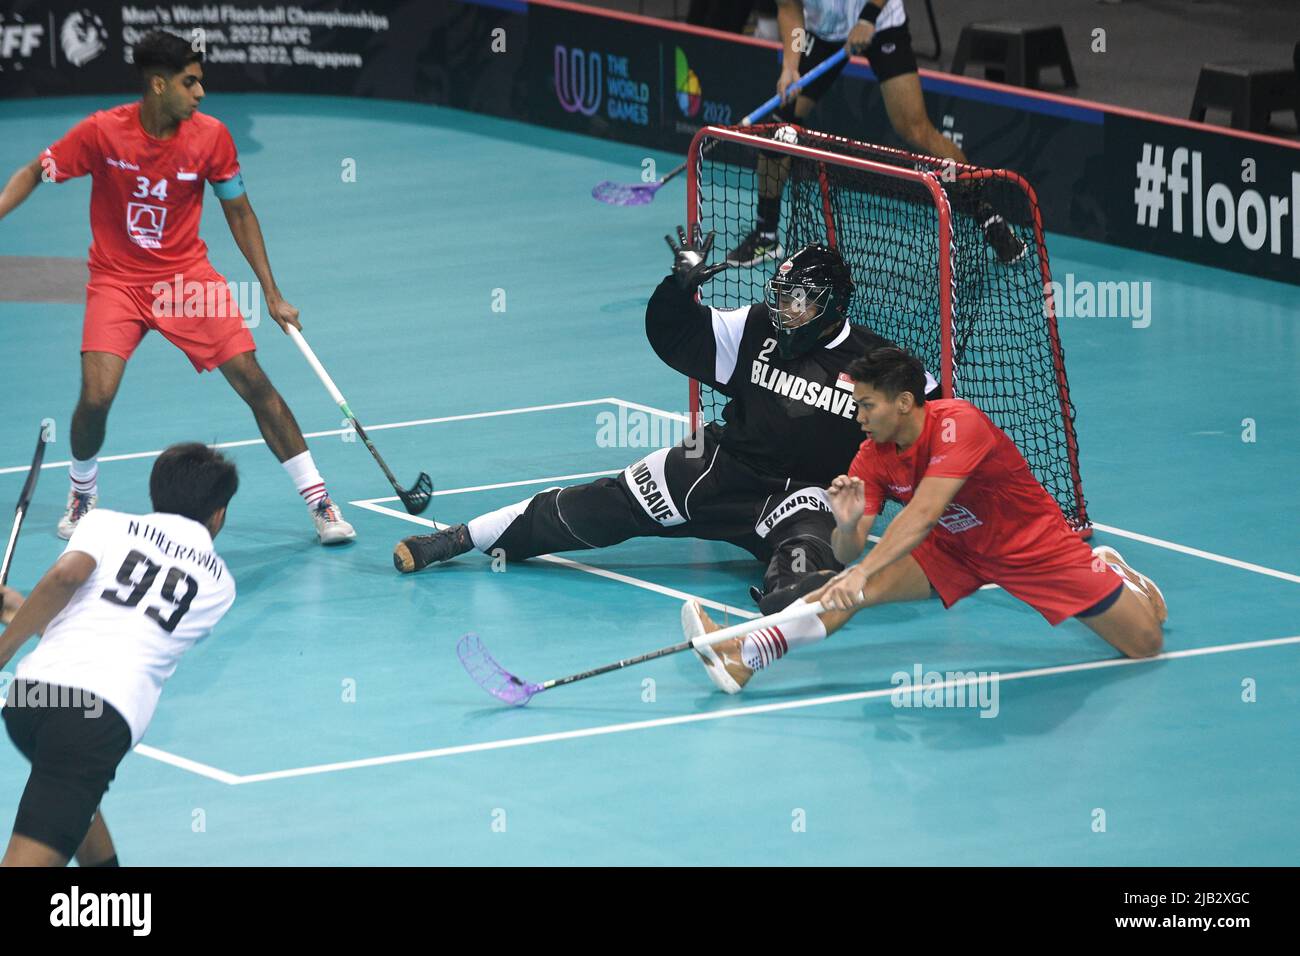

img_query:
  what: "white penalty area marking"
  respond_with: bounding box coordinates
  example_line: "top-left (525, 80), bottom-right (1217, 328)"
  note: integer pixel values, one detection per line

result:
top-left (1090, 522), bottom-right (1300, 586)
top-left (0, 695), bottom-right (238, 785)
top-left (132, 744), bottom-right (242, 785)
top-left (2, 392), bottom-right (1292, 586)
top-left (0, 397), bottom-right (644, 477)
top-left (229, 633), bottom-right (1300, 785)
top-left (352, 492), bottom-right (759, 622)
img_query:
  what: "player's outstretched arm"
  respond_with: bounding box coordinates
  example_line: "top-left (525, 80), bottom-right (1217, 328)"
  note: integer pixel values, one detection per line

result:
top-left (0, 553), bottom-right (96, 669)
top-left (822, 475), bottom-right (965, 611)
top-left (219, 193), bottom-right (301, 333)
top-left (645, 224), bottom-right (733, 387)
top-left (0, 159), bottom-right (44, 223)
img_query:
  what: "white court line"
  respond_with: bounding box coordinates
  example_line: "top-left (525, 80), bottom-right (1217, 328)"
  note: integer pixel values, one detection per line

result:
top-left (1092, 522), bottom-right (1300, 586)
top-left (614, 398), bottom-right (1300, 588)
top-left (0, 694), bottom-right (236, 783)
top-left (3, 392), bottom-right (1293, 586)
top-left (132, 744), bottom-right (243, 785)
top-left (231, 634), bottom-right (1300, 784)
top-left (352, 498), bottom-right (759, 621)
top-left (0, 397), bottom-right (623, 476)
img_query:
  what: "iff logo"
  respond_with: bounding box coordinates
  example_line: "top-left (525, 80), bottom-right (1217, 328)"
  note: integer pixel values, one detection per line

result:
top-left (554, 45), bottom-right (601, 117)
top-left (675, 47), bottom-right (701, 117)
top-left (1, 17), bottom-right (45, 62)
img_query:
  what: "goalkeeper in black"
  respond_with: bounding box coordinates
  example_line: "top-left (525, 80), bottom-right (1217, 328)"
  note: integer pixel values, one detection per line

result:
top-left (393, 226), bottom-right (935, 614)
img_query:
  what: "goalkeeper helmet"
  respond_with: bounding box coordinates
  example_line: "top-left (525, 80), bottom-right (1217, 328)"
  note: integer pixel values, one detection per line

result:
top-left (765, 244), bottom-right (855, 359)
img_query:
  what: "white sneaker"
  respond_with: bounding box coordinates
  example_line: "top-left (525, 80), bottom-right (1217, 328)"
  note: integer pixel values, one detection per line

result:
top-left (1093, 545), bottom-right (1167, 624)
top-left (311, 496), bottom-right (357, 545)
top-left (57, 490), bottom-right (98, 540)
top-left (683, 600), bottom-right (753, 695)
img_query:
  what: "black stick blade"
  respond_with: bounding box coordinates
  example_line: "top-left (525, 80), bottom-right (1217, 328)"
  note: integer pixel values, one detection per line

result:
top-left (398, 472), bottom-right (433, 515)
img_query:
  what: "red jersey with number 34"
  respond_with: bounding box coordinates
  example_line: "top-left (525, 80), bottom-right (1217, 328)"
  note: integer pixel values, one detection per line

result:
top-left (42, 102), bottom-right (240, 283)
top-left (848, 399), bottom-right (1074, 559)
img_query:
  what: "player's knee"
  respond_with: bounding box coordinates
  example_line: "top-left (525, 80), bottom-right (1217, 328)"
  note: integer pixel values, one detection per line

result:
top-left (236, 371), bottom-right (279, 408)
top-left (1125, 621), bottom-right (1163, 659)
top-left (76, 388), bottom-right (114, 417)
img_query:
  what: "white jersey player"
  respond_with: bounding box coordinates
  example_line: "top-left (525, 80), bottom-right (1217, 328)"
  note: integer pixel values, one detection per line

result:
top-left (0, 442), bottom-right (237, 867)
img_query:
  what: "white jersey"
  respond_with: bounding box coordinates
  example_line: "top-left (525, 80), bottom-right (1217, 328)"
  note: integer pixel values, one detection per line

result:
top-left (10, 510), bottom-right (235, 746)
top-left (802, 0), bottom-right (906, 43)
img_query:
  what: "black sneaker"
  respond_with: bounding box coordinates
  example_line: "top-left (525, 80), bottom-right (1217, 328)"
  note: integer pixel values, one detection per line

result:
top-left (977, 201), bottom-right (1028, 264)
top-left (394, 523), bottom-right (474, 573)
top-left (726, 227), bottom-right (784, 267)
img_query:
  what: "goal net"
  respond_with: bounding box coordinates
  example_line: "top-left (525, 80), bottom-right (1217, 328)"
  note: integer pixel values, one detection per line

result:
top-left (686, 123), bottom-right (1090, 535)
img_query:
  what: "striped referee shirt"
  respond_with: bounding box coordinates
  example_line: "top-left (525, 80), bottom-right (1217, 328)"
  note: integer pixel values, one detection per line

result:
top-left (799, 0), bottom-right (907, 44)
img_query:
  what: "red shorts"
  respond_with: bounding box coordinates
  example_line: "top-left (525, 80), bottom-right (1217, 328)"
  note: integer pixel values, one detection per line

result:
top-left (911, 527), bottom-right (1124, 626)
top-left (83, 265), bottom-right (256, 372)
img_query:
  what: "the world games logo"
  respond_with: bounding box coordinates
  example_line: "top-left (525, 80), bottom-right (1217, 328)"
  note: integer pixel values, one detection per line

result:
top-left (675, 47), bottom-right (701, 117)
top-left (554, 44), bottom-right (601, 116)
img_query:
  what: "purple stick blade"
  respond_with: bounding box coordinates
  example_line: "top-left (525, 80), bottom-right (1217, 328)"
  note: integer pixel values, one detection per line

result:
top-left (457, 633), bottom-right (542, 707)
top-left (591, 180), bottom-right (660, 207)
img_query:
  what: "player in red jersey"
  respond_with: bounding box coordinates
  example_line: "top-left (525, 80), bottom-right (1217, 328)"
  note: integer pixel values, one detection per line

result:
top-left (686, 346), bottom-right (1167, 694)
top-left (0, 31), bottom-right (355, 545)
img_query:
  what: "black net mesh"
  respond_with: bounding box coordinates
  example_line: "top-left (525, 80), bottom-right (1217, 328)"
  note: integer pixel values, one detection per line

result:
top-left (690, 124), bottom-right (1089, 533)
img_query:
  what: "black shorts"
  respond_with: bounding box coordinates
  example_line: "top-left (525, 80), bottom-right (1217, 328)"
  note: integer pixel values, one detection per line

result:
top-left (793, 23), bottom-right (918, 103)
top-left (2, 681), bottom-right (132, 859)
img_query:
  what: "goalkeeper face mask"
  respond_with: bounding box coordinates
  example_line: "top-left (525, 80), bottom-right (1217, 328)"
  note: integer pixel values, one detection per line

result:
top-left (765, 246), bottom-right (854, 358)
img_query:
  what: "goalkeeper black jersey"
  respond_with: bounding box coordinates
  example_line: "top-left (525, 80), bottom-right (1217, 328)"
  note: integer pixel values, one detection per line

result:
top-left (645, 276), bottom-right (935, 485)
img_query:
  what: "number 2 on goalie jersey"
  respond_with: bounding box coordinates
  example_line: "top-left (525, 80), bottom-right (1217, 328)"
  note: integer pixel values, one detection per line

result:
top-left (100, 549), bottom-right (199, 633)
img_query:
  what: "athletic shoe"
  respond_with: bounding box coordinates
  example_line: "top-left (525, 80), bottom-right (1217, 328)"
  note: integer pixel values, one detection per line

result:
top-left (726, 227), bottom-right (784, 267)
top-left (683, 600), bottom-right (754, 694)
top-left (57, 490), bottom-right (98, 540)
top-left (394, 523), bottom-right (473, 573)
top-left (1093, 545), bottom-right (1168, 624)
top-left (977, 201), bottom-right (1028, 264)
top-left (311, 496), bottom-right (357, 545)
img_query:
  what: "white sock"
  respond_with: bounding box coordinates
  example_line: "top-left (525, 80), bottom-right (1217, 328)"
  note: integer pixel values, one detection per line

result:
top-left (69, 455), bottom-right (98, 497)
top-left (282, 450), bottom-right (328, 508)
top-left (466, 492), bottom-right (539, 552)
top-left (740, 607), bottom-right (827, 671)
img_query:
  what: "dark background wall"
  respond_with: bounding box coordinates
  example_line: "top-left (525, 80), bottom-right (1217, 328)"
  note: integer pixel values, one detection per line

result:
top-left (587, 0), bottom-right (1300, 137)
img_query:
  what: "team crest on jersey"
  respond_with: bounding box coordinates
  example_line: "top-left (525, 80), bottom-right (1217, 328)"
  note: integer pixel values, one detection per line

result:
top-left (126, 203), bottom-right (166, 249)
top-left (937, 502), bottom-right (982, 534)
top-left (835, 371), bottom-right (855, 391)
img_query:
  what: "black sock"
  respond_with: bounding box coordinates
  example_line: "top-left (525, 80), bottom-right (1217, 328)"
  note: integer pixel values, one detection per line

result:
top-left (757, 195), bottom-right (781, 235)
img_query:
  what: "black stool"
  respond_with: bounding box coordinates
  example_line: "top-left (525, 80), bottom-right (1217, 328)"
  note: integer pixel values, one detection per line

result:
top-left (950, 22), bottom-right (1077, 90)
top-left (1189, 62), bottom-right (1299, 133)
